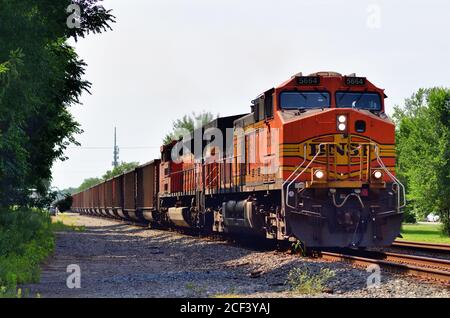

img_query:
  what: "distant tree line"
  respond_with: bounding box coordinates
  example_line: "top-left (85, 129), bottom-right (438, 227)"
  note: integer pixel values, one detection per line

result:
top-left (76, 161), bottom-right (140, 192)
top-left (0, 0), bottom-right (114, 208)
top-left (394, 88), bottom-right (450, 235)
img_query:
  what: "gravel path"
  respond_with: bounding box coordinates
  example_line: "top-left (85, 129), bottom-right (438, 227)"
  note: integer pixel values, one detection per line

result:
top-left (22, 214), bottom-right (450, 298)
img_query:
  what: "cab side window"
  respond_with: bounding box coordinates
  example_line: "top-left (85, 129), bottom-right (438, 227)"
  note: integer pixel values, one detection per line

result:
top-left (253, 89), bottom-right (274, 122)
top-left (258, 101), bottom-right (265, 121)
top-left (253, 97), bottom-right (264, 122)
top-left (264, 92), bottom-right (273, 119)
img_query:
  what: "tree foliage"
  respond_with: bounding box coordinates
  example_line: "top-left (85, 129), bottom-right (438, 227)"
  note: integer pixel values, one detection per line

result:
top-left (394, 88), bottom-right (450, 234)
top-left (102, 162), bottom-right (140, 180)
top-left (77, 177), bottom-right (103, 192)
top-left (76, 162), bottom-right (140, 192)
top-left (60, 187), bottom-right (78, 195)
top-left (0, 0), bottom-right (115, 207)
top-left (55, 193), bottom-right (73, 212)
top-left (163, 111), bottom-right (217, 145)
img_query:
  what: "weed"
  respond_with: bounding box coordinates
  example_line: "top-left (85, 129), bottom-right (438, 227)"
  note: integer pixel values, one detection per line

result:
top-left (185, 282), bottom-right (207, 297)
top-left (290, 240), bottom-right (307, 256)
top-left (286, 266), bottom-right (335, 295)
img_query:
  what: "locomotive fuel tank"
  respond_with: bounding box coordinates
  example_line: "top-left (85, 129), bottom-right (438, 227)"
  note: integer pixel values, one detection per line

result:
top-left (168, 207), bottom-right (192, 227)
top-left (142, 211), bottom-right (155, 222)
top-left (222, 200), bottom-right (264, 235)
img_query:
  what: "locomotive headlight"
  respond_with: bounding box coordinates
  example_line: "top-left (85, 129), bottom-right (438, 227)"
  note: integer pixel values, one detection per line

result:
top-left (314, 169), bottom-right (325, 179)
top-left (337, 115), bottom-right (347, 131)
top-left (373, 170), bottom-right (383, 179)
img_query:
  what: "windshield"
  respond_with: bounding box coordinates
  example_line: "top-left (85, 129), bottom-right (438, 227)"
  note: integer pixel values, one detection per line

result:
top-left (336, 92), bottom-right (381, 110)
top-left (280, 91), bottom-right (330, 109)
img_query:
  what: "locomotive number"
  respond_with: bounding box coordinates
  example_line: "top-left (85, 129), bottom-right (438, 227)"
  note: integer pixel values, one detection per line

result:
top-left (345, 77), bottom-right (366, 86)
top-left (297, 76), bottom-right (320, 85)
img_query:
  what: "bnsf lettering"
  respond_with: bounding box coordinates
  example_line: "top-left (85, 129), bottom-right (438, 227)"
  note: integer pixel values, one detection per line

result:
top-left (308, 143), bottom-right (369, 157)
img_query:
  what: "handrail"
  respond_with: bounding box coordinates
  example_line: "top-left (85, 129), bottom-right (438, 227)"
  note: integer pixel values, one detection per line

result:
top-left (204, 153), bottom-right (223, 189)
top-left (283, 143), bottom-right (325, 209)
top-left (282, 145), bottom-right (308, 186)
top-left (352, 142), bottom-right (406, 209)
top-left (205, 164), bottom-right (218, 187)
top-left (281, 145), bottom-right (307, 210)
top-left (372, 144), bottom-right (406, 209)
top-left (282, 142), bottom-right (406, 212)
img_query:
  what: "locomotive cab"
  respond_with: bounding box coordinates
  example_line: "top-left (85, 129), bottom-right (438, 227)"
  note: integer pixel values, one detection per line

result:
top-left (273, 72), bottom-right (405, 247)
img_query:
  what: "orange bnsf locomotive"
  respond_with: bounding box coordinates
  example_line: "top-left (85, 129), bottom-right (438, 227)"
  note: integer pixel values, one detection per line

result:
top-left (72, 71), bottom-right (405, 247)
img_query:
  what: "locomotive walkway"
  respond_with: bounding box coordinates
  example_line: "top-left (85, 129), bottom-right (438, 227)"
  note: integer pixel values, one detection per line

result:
top-left (20, 214), bottom-right (450, 298)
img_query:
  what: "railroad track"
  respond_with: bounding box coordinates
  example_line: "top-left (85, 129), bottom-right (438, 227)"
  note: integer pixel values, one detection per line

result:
top-left (318, 249), bottom-right (450, 285)
top-left (78, 214), bottom-right (450, 284)
top-left (392, 240), bottom-right (450, 253)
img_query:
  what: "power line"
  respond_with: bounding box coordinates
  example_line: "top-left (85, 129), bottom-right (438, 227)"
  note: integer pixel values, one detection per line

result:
top-left (68, 146), bottom-right (160, 149)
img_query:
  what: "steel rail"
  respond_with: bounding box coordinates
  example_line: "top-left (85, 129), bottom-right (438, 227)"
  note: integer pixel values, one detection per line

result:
top-left (392, 240), bottom-right (450, 253)
top-left (319, 251), bottom-right (450, 285)
top-left (370, 251), bottom-right (450, 271)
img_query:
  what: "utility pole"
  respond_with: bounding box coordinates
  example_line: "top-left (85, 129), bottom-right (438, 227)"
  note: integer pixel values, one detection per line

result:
top-left (112, 127), bottom-right (119, 168)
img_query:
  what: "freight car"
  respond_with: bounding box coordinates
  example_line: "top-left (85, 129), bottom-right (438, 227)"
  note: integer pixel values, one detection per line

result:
top-left (72, 71), bottom-right (405, 247)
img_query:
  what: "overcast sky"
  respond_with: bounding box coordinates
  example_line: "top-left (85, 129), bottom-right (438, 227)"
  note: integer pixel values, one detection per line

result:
top-left (51, 0), bottom-right (450, 190)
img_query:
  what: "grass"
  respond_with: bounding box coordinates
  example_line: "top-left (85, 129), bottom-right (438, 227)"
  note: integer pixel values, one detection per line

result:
top-left (0, 208), bottom-right (55, 298)
top-left (51, 213), bottom-right (85, 232)
top-left (286, 266), bottom-right (335, 295)
top-left (400, 223), bottom-right (450, 244)
top-left (0, 210), bottom-right (84, 298)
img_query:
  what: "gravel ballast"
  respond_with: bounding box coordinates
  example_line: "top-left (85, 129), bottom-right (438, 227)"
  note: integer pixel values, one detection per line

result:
top-left (21, 214), bottom-right (450, 298)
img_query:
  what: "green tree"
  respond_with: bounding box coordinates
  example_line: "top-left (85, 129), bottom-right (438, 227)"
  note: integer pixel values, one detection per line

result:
top-left (60, 187), bottom-right (78, 195)
top-left (0, 0), bottom-right (115, 207)
top-left (394, 88), bottom-right (450, 235)
top-left (55, 193), bottom-right (73, 212)
top-left (102, 162), bottom-right (140, 180)
top-left (163, 111), bottom-right (217, 144)
top-left (75, 162), bottom-right (140, 192)
top-left (77, 177), bottom-right (103, 192)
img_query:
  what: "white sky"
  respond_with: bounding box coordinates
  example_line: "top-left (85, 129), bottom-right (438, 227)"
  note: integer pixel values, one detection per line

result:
top-left (51, 0), bottom-right (450, 190)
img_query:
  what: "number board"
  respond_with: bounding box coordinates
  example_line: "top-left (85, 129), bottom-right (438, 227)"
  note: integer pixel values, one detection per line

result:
top-left (345, 77), bottom-right (366, 86)
top-left (297, 76), bottom-right (320, 86)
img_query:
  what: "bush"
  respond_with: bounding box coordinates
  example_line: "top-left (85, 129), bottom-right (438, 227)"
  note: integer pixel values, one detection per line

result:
top-left (0, 208), bottom-right (55, 297)
top-left (55, 194), bottom-right (73, 212)
top-left (286, 266), bottom-right (335, 295)
top-left (403, 206), bottom-right (417, 223)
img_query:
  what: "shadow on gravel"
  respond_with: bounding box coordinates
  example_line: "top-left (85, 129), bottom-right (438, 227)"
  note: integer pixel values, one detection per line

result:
top-left (20, 218), bottom-right (402, 298)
